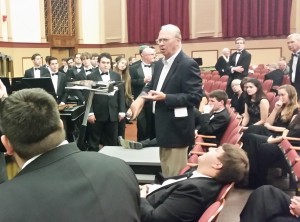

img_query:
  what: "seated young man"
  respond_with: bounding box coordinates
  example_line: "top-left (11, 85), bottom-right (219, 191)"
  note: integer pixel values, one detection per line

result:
top-left (140, 144), bottom-right (249, 222)
top-left (194, 90), bottom-right (230, 145)
top-left (240, 185), bottom-right (300, 222)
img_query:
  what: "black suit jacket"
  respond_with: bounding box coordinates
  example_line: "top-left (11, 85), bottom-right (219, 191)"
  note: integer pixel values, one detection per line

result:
top-left (140, 176), bottom-right (222, 222)
top-left (73, 69), bottom-right (91, 103)
top-left (195, 108), bottom-right (230, 145)
top-left (24, 67), bottom-right (50, 78)
top-left (227, 50), bottom-right (251, 79)
top-left (55, 72), bottom-right (68, 103)
top-left (143, 51), bottom-right (202, 147)
top-left (0, 143), bottom-right (140, 222)
top-left (264, 69), bottom-right (284, 86)
top-left (87, 70), bottom-right (125, 121)
top-left (289, 55), bottom-right (300, 96)
top-left (130, 62), bottom-right (155, 99)
top-left (215, 56), bottom-right (230, 76)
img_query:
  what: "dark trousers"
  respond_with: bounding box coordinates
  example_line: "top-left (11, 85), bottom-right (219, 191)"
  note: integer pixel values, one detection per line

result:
top-left (240, 185), bottom-right (300, 222)
top-left (118, 119), bottom-right (125, 138)
top-left (137, 101), bottom-right (155, 141)
top-left (87, 120), bottom-right (118, 151)
top-left (242, 132), bottom-right (286, 188)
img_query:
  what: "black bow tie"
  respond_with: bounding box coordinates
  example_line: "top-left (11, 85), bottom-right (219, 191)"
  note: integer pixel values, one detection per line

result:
top-left (34, 67), bottom-right (40, 70)
top-left (236, 52), bottom-right (242, 54)
top-left (85, 69), bottom-right (92, 72)
top-left (52, 73), bottom-right (58, 76)
top-left (144, 64), bottom-right (152, 68)
top-left (101, 72), bottom-right (108, 75)
top-left (293, 53), bottom-right (299, 57)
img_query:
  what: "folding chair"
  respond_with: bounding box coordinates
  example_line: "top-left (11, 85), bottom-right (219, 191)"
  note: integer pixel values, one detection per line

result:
top-left (262, 79), bottom-right (273, 93)
top-left (216, 182), bottom-right (235, 201)
top-left (211, 75), bottom-right (221, 81)
top-left (212, 70), bottom-right (219, 76)
top-left (211, 81), bottom-right (221, 91)
top-left (198, 199), bottom-right (225, 222)
top-left (269, 96), bottom-right (279, 113)
top-left (203, 80), bottom-right (214, 93)
top-left (219, 75), bottom-right (229, 82)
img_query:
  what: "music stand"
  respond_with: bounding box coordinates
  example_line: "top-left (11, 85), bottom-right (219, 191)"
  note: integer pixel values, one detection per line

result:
top-left (22, 77), bottom-right (57, 100)
top-left (0, 77), bottom-right (12, 94)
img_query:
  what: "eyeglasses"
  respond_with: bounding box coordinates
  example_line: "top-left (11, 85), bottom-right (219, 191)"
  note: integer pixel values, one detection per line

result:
top-left (156, 38), bottom-right (171, 44)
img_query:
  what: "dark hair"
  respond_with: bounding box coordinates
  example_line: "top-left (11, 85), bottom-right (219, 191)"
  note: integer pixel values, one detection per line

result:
top-left (98, 53), bottom-right (112, 66)
top-left (31, 53), bottom-right (41, 60)
top-left (215, 144), bottom-right (249, 183)
top-left (0, 88), bottom-right (65, 160)
top-left (208, 90), bottom-right (228, 105)
top-left (91, 53), bottom-right (99, 58)
top-left (49, 57), bottom-right (58, 64)
top-left (115, 56), bottom-right (123, 63)
top-left (45, 56), bottom-right (52, 64)
top-left (235, 37), bottom-right (245, 43)
top-left (66, 57), bottom-right (74, 62)
top-left (244, 78), bottom-right (266, 104)
top-left (80, 52), bottom-right (92, 60)
top-left (241, 77), bottom-right (250, 91)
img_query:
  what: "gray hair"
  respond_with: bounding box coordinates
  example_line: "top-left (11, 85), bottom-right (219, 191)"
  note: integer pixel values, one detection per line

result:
top-left (161, 24), bottom-right (182, 39)
top-left (288, 33), bottom-right (300, 42)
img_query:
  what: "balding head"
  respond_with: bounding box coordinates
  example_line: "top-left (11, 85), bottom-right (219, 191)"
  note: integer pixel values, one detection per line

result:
top-left (156, 24), bottom-right (182, 59)
top-left (222, 48), bottom-right (230, 57)
top-left (141, 47), bottom-right (156, 64)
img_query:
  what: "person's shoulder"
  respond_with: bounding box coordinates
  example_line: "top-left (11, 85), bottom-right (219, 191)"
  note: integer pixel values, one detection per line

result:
top-left (24, 67), bottom-right (32, 73)
top-left (243, 50), bottom-right (251, 55)
top-left (130, 61), bottom-right (142, 70)
top-left (87, 69), bottom-right (99, 77)
top-left (260, 98), bottom-right (269, 105)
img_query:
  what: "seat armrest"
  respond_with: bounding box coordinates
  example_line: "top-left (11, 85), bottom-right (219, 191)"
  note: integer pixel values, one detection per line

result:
top-left (189, 150), bottom-right (205, 155)
top-left (196, 142), bottom-right (217, 147)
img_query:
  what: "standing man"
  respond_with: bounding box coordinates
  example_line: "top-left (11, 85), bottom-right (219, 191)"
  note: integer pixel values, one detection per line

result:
top-left (91, 53), bottom-right (99, 69)
top-left (74, 52), bottom-right (95, 104)
top-left (130, 24), bottom-right (202, 177)
top-left (215, 48), bottom-right (230, 76)
top-left (130, 45), bottom-right (156, 141)
top-left (226, 37), bottom-right (251, 98)
top-left (287, 33), bottom-right (300, 98)
top-left (87, 53), bottom-right (125, 150)
top-left (0, 88), bottom-right (140, 222)
top-left (24, 53), bottom-right (50, 78)
top-left (48, 57), bottom-right (68, 105)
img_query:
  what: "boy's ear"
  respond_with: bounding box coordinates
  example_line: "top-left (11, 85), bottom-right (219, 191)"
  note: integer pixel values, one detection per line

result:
top-left (1, 135), bottom-right (14, 155)
top-left (212, 161), bottom-right (223, 170)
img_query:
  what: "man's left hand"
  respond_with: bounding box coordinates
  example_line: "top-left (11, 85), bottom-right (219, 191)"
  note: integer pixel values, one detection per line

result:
top-left (142, 90), bottom-right (166, 101)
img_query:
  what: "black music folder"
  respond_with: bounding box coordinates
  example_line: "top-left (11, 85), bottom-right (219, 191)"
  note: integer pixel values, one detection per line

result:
top-left (22, 77), bottom-right (57, 100)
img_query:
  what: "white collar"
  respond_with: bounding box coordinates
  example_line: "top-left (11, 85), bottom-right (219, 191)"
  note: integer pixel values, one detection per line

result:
top-left (22, 140), bottom-right (68, 170)
top-left (162, 48), bottom-right (181, 65)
